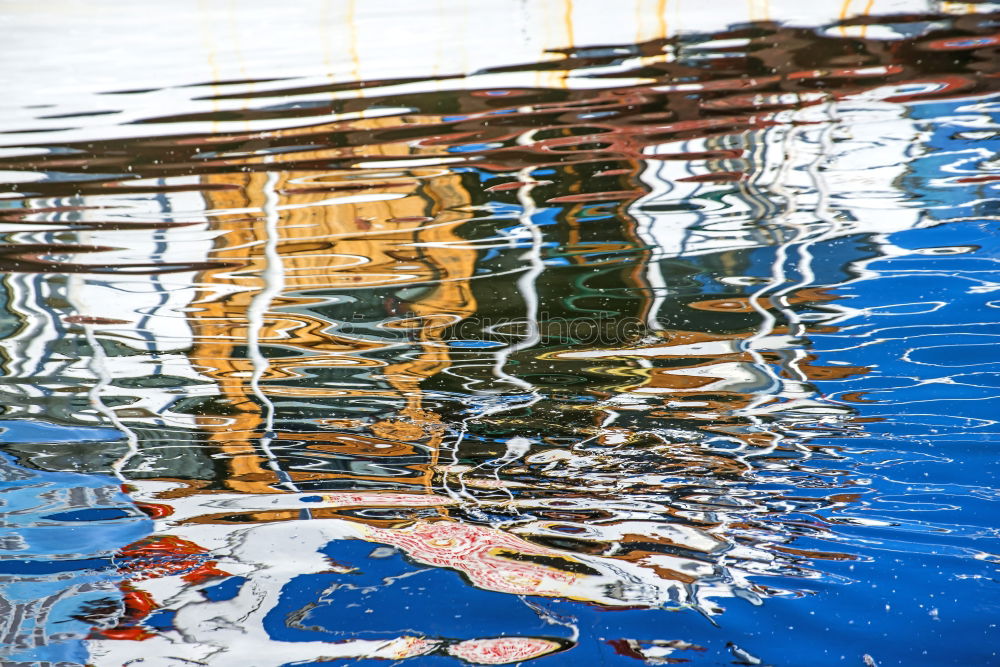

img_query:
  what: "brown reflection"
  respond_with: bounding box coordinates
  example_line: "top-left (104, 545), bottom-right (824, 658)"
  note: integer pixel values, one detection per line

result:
top-left (3, 15), bottom-right (998, 192)
top-left (186, 122), bottom-right (479, 492)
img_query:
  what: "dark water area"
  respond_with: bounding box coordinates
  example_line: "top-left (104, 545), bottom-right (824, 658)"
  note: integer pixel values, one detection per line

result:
top-left (1, 5), bottom-right (999, 666)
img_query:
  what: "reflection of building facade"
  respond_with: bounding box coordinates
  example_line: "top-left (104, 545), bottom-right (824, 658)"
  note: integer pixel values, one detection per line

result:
top-left (182, 119), bottom-right (483, 493)
top-left (0, 87), bottom-right (981, 667)
top-left (0, 190), bottom-right (220, 483)
top-left (5, 0), bottom-right (965, 145)
top-left (1, 7), bottom-right (997, 664)
top-left (0, 192), bottom-right (213, 424)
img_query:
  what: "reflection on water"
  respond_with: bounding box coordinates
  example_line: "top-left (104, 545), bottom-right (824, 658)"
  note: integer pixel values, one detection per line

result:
top-left (1, 3), bottom-right (999, 665)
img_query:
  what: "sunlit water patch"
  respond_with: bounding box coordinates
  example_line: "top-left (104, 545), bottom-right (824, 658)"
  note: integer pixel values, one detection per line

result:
top-left (1, 2), bottom-right (999, 665)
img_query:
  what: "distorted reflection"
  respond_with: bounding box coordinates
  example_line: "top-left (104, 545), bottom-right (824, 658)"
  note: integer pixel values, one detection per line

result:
top-left (1, 4), bottom-right (998, 665)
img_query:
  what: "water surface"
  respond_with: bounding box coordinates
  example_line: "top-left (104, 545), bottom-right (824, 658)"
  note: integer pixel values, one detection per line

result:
top-left (1, 3), bottom-right (999, 665)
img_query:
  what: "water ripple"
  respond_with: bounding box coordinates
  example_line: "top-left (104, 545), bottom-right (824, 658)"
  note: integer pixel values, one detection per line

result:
top-left (1, 5), bottom-right (999, 666)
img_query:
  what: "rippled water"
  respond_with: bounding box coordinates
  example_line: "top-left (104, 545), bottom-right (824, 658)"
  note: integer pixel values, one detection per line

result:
top-left (1, 3), bottom-right (999, 665)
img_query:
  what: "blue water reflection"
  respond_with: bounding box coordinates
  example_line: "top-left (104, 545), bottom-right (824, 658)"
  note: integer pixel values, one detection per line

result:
top-left (0, 422), bottom-right (150, 664)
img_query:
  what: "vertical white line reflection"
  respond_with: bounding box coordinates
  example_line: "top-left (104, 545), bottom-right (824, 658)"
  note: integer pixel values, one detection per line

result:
top-left (84, 325), bottom-right (139, 482)
top-left (447, 161), bottom-right (546, 507)
top-left (636, 147), bottom-right (676, 332)
top-left (743, 123), bottom-right (799, 363)
top-left (770, 99), bottom-right (842, 381)
top-left (739, 100), bottom-right (846, 450)
top-left (766, 98), bottom-right (857, 431)
top-left (489, 166), bottom-right (545, 395)
top-left (482, 166), bottom-right (546, 487)
top-left (737, 123), bottom-right (805, 453)
top-left (246, 171), bottom-right (298, 491)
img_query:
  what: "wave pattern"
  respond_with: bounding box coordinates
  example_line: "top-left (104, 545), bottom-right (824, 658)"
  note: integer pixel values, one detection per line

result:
top-left (0, 10), bottom-right (999, 667)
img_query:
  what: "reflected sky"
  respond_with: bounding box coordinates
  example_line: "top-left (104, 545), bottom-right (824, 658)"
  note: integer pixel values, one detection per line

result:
top-left (0, 3), bottom-right (999, 666)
